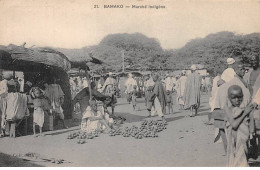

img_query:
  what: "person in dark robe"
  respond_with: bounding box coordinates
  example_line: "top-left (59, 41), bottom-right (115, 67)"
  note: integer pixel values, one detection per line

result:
top-left (151, 73), bottom-right (167, 121)
top-left (73, 81), bottom-right (111, 115)
top-left (243, 55), bottom-right (260, 159)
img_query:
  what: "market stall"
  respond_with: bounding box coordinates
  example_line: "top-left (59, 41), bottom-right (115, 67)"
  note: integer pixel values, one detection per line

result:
top-left (0, 44), bottom-right (73, 120)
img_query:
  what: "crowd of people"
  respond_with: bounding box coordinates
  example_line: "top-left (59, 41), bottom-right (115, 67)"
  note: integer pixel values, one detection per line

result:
top-left (1, 55), bottom-right (260, 167)
top-left (208, 56), bottom-right (260, 166)
top-left (0, 74), bottom-right (68, 137)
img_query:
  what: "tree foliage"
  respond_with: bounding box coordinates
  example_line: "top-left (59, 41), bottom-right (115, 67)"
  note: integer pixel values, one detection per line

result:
top-left (57, 32), bottom-right (260, 74)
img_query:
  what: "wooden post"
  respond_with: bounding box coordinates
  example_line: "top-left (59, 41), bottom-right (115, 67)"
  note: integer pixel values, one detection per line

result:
top-left (85, 63), bottom-right (92, 100)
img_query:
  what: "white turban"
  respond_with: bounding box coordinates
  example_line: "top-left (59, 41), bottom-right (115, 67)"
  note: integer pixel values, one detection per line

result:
top-left (227, 58), bottom-right (235, 65)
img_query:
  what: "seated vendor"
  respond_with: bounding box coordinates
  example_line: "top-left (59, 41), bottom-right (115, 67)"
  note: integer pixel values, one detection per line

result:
top-left (81, 100), bottom-right (112, 133)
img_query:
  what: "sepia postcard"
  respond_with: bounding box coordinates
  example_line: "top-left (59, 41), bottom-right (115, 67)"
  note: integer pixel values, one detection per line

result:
top-left (0, 0), bottom-right (260, 167)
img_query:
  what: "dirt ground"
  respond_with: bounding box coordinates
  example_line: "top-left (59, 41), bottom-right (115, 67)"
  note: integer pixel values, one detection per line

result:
top-left (0, 94), bottom-right (260, 167)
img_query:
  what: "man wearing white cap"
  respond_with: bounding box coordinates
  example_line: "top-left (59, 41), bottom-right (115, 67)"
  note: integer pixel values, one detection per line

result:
top-left (183, 65), bottom-right (202, 117)
top-left (125, 73), bottom-right (138, 103)
top-left (219, 58), bottom-right (237, 85)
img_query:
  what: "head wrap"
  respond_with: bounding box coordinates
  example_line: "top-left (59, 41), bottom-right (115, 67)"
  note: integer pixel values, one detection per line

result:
top-left (227, 58), bottom-right (235, 65)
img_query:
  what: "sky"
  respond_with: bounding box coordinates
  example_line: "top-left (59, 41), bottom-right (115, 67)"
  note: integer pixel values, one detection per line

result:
top-left (0, 0), bottom-right (260, 50)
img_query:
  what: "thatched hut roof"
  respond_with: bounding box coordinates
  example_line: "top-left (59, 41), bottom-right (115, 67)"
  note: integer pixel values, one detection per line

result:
top-left (0, 44), bottom-right (71, 72)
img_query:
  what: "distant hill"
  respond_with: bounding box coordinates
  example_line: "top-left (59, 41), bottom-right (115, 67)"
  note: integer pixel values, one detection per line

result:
top-left (56, 32), bottom-right (260, 74)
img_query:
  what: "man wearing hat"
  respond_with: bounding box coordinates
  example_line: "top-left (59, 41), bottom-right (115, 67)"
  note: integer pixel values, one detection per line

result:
top-left (183, 65), bottom-right (202, 117)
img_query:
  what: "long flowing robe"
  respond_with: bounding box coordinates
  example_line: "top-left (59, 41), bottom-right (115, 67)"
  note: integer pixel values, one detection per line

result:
top-left (153, 81), bottom-right (167, 114)
top-left (176, 76), bottom-right (187, 105)
top-left (226, 107), bottom-right (249, 167)
top-left (183, 73), bottom-right (201, 109)
top-left (209, 75), bottom-right (221, 112)
top-left (5, 93), bottom-right (28, 121)
top-left (164, 77), bottom-right (174, 91)
top-left (221, 68), bottom-right (236, 83)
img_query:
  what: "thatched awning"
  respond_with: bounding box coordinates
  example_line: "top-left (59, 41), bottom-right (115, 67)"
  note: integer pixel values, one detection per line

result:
top-left (0, 44), bottom-right (71, 72)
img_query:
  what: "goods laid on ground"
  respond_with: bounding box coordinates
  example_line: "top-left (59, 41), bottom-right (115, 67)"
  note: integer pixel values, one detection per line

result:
top-left (66, 120), bottom-right (167, 144)
top-left (67, 130), bottom-right (101, 144)
top-left (109, 120), bottom-right (167, 139)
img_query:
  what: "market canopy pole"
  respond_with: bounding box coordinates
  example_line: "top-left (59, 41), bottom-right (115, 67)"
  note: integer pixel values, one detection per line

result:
top-left (86, 53), bottom-right (93, 100)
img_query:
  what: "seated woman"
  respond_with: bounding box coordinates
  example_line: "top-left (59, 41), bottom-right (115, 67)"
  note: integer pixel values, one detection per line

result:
top-left (224, 85), bottom-right (254, 167)
top-left (81, 100), bottom-right (112, 133)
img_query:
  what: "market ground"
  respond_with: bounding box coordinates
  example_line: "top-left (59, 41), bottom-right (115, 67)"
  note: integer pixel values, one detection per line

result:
top-left (1, 94), bottom-right (260, 167)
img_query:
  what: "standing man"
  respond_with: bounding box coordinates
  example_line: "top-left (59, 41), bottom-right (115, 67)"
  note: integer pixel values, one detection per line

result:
top-left (164, 73), bottom-right (174, 92)
top-left (0, 72), bottom-right (11, 137)
top-left (213, 61), bottom-right (251, 156)
top-left (102, 72), bottom-right (117, 115)
top-left (151, 73), bottom-right (166, 121)
top-left (243, 55), bottom-right (260, 158)
top-left (125, 73), bottom-right (138, 104)
top-left (208, 69), bottom-right (221, 125)
top-left (183, 65), bottom-right (202, 117)
top-left (176, 71), bottom-right (187, 110)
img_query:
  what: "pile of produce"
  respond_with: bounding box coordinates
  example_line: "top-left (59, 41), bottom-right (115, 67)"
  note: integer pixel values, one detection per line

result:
top-left (66, 120), bottom-right (168, 143)
top-left (67, 130), bottom-right (101, 144)
top-left (109, 120), bottom-right (168, 139)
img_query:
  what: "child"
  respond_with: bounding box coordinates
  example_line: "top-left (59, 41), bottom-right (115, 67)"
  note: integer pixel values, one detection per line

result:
top-left (131, 85), bottom-right (138, 110)
top-left (145, 86), bottom-right (155, 117)
top-left (166, 90), bottom-right (173, 114)
top-left (224, 85), bottom-right (254, 166)
top-left (81, 100), bottom-right (112, 133)
top-left (31, 87), bottom-right (51, 137)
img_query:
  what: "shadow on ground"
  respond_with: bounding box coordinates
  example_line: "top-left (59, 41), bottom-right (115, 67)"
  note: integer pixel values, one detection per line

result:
top-left (114, 112), bottom-right (146, 123)
top-left (0, 152), bottom-right (43, 167)
top-left (45, 128), bottom-right (79, 136)
top-left (197, 112), bottom-right (209, 117)
top-left (166, 116), bottom-right (185, 123)
top-left (249, 162), bottom-right (260, 167)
